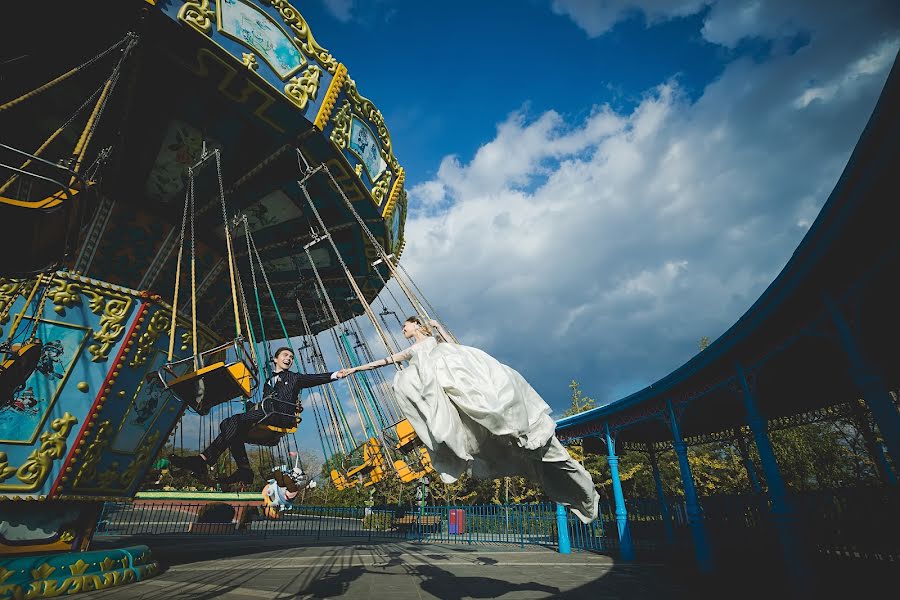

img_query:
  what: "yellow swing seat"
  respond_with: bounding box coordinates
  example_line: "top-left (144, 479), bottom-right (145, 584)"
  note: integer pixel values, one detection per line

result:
top-left (394, 447), bottom-right (434, 483)
top-left (1, 341), bottom-right (43, 406)
top-left (246, 415), bottom-right (299, 447)
top-left (386, 419), bottom-right (435, 482)
top-left (346, 437), bottom-right (384, 479)
top-left (330, 469), bottom-right (354, 490)
top-left (329, 438), bottom-right (386, 490)
top-left (393, 418), bottom-right (423, 453)
top-left (0, 182), bottom-right (91, 278)
top-left (159, 339), bottom-right (257, 416)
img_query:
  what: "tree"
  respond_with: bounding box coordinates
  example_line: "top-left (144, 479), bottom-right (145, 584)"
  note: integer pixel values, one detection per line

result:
top-left (563, 380), bottom-right (596, 417)
top-left (698, 336), bottom-right (711, 351)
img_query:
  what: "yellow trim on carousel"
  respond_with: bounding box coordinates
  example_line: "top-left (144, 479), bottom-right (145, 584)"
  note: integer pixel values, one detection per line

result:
top-left (314, 62), bottom-right (347, 130)
top-left (381, 168), bottom-right (404, 218)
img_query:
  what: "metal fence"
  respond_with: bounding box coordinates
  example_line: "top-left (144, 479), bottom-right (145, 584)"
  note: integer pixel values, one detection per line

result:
top-left (596, 485), bottom-right (900, 560)
top-left (94, 501), bottom-right (606, 551)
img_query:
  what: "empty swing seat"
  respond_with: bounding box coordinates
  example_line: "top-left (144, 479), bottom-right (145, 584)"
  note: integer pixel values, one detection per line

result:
top-left (346, 437), bottom-right (383, 479)
top-left (330, 469), bottom-right (353, 490)
top-left (387, 419), bottom-right (434, 483)
top-left (0, 144), bottom-right (93, 277)
top-left (165, 361), bottom-right (253, 415)
top-left (394, 447), bottom-right (434, 483)
top-left (1, 341), bottom-right (43, 406)
top-left (159, 339), bottom-right (257, 415)
top-left (327, 438), bottom-right (387, 490)
top-left (393, 419), bottom-right (422, 453)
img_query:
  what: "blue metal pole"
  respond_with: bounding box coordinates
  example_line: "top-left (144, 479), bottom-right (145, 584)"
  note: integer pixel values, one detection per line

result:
top-left (849, 397), bottom-right (897, 486)
top-left (604, 425), bottom-right (634, 561)
top-left (735, 428), bottom-right (763, 493)
top-left (647, 443), bottom-right (675, 545)
top-left (736, 363), bottom-right (811, 588)
top-left (875, 442), bottom-right (898, 485)
top-left (825, 296), bottom-right (900, 467)
top-left (666, 399), bottom-right (713, 573)
top-left (556, 503), bottom-right (571, 554)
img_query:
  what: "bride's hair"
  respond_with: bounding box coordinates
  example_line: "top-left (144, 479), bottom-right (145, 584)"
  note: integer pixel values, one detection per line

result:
top-left (405, 316), bottom-right (432, 336)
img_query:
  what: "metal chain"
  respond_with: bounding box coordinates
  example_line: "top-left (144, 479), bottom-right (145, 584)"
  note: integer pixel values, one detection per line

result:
top-left (0, 32), bottom-right (133, 112)
top-left (312, 155), bottom-right (442, 337)
top-left (77, 35), bottom-right (138, 162)
top-left (298, 184), bottom-right (400, 360)
top-left (27, 273), bottom-right (53, 341)
top-left (186, 157), bottom-right (203, 369)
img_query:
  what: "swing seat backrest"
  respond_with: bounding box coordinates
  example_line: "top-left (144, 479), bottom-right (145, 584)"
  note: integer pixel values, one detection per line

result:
top-left (346, 437), bottom-right (383, 479)
top-left (0, 186), bottom-right (86, 278)
top-left (393, 419), bottom-right (422, 453)
top-left (165, 360), bottom-right (253, 415)
top-left (0, 341), bottom-right (42, 407)
top-left (330, 469), bottom-right (353, 490)
top-left (159, 338), bottom-right (258, 415)
top-left (393, 447), bottom-right (434, 483)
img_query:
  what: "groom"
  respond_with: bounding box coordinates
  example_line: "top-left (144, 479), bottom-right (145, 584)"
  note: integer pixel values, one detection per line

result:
top-left (171, 347), bottom-right (342, 485)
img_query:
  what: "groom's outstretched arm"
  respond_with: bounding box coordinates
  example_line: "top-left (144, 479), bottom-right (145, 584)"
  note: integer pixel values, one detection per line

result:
top-left (292, 371), bottom-right (336, 390)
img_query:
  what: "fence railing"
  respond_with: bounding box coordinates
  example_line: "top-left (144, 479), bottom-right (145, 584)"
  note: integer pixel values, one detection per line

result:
top-left (94, 501), bottom-right (606, 552)
top-left (93, 485), bottom-right (898, 560)
top-left (598, 485), bottom-right (900, 560)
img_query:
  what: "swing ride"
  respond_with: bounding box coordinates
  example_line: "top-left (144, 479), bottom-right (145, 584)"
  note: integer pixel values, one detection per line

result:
top-left (0, 0), bottom-right (442, 567)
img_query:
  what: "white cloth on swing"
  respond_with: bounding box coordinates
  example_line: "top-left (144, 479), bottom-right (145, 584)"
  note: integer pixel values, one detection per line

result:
top-left (392, 336), bottom-right (600, 524)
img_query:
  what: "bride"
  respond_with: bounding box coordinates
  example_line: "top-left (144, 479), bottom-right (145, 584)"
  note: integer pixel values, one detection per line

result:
top-left (338, 316), bottom-right (600, 524)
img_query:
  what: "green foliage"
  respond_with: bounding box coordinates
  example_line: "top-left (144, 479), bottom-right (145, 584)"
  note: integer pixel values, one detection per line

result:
top-left (563, 380), bottom-right (596, 417)
top-left (146, 381), bottom-right (888, 507)
top-left (361, 511), bottom-right (393, 531)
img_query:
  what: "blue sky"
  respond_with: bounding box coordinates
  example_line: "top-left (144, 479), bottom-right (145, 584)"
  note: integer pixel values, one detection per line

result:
top-left (183, 1), bottom-right (900, 466)
top-left (298, 0), bottom-right (735, 183)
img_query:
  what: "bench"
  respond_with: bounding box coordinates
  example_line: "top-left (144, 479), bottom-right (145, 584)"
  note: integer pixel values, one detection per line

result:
top-left (392, 515), bottom-right (441, 533)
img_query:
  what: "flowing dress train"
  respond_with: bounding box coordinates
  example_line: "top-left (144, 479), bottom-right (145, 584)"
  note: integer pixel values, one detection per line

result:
top-left (392, 336), bottom-right (600, 523)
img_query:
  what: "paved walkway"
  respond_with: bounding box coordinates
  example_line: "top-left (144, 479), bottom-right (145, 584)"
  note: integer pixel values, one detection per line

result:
top-left (84, 536), bottom-right (691, 599)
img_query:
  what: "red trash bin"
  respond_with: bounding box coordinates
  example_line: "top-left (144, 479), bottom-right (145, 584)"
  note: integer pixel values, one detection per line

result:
top-left (449, 509), bottom-right (458, 534)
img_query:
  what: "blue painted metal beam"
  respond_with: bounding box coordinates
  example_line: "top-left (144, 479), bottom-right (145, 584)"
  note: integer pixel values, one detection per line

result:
top-left (735, 429), bottom-right (763, 493)
top-left (604, 425), bottom-right (634, 561)
top-left (647, 443), bottom-right (675, 545)
top-left (667, 399), bottom-right (713, 573)
top-left (825, 296), bottom-right (900, 467)
top-left (737, 363), bottom-right (811, 589)
top-left (556, 503), bottom-right (571, 554)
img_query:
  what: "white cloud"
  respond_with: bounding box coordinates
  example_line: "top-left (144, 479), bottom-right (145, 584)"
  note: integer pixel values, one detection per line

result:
top-left (551, 0), bottom-right (708, 37)
top-left (793, 38), bottom-right (899, 108)
top-left (552, 0), bottom-right (900, 51)
top-left (396, 13), bottom-right (899, 406)
top-left (321, 0), bottom-right (353, 22)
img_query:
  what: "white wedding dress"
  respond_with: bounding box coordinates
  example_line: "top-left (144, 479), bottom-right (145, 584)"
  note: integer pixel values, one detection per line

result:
top-left (392, 336), bottom-right (600, 523)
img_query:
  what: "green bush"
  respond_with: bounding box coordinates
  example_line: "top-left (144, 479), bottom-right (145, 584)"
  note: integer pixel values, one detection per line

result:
top-left (362, 511), bottom-right (393, 531)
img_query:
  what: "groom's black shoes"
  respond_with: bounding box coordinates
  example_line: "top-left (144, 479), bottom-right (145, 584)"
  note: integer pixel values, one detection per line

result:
top-left (170, 454), bottom-right (208, 478)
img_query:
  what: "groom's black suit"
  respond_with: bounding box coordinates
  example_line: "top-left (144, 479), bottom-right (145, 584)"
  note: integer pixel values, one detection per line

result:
top-left (203, 369), bottom-right (334, 466)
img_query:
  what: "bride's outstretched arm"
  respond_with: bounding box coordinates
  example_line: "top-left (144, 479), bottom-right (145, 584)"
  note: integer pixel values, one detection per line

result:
top-left (338, 348), bottom-right (412, 376)
top-left (429, 319), bottom-right (452, 342)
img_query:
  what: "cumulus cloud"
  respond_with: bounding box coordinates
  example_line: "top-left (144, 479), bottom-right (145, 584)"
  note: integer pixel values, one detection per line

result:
top-left (552, 0), bottom-right (900, 51)
top-left (395, 4), bottom-right (899, 407)
top-left (551, 0), bottom-right (708, 37)
top-left (321, 0), bottom-right (354, 22)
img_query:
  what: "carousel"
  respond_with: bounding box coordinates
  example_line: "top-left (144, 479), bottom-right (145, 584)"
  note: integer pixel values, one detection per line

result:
top-left (0, 1), bottom-right (444, 596)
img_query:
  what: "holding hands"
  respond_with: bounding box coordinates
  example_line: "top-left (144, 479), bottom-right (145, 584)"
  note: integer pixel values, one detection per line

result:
top-left (334, 367), bottom-right (356, 378)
